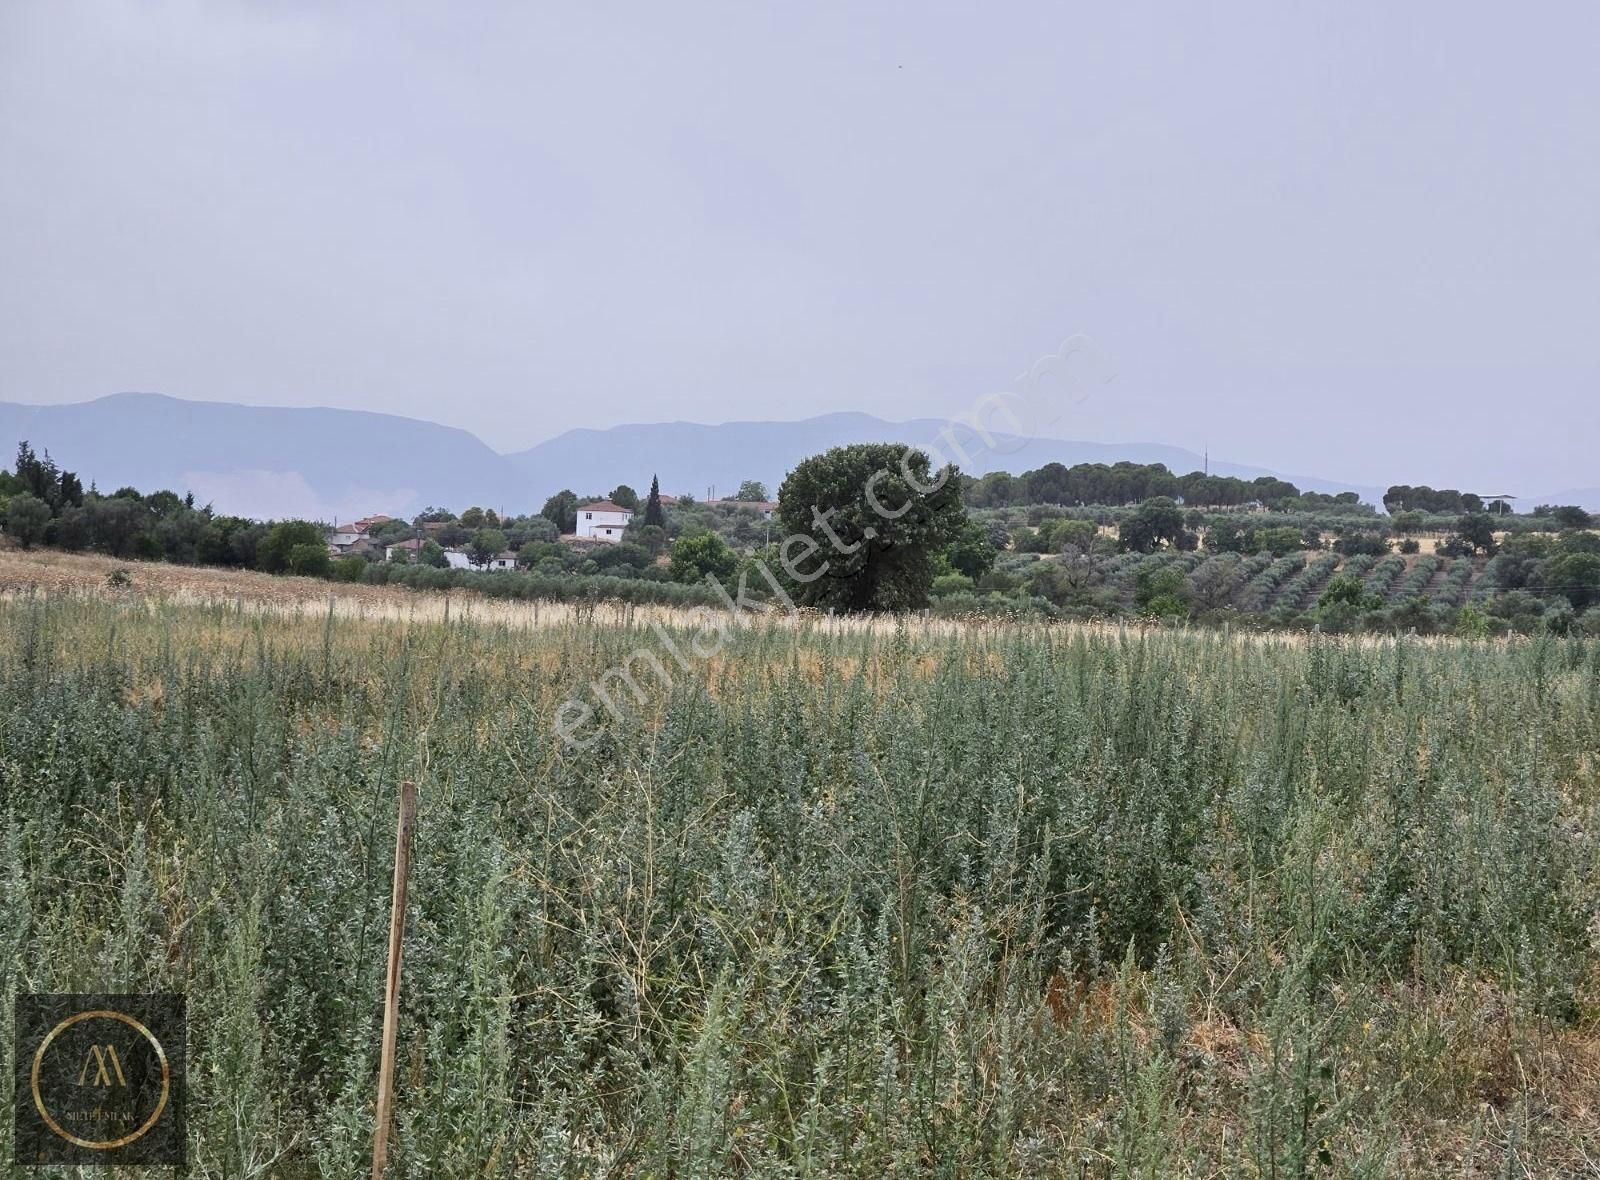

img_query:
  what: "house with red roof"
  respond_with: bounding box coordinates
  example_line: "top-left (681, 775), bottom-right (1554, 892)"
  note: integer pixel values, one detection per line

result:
top-left (575, 500), bottom-right (633, 543)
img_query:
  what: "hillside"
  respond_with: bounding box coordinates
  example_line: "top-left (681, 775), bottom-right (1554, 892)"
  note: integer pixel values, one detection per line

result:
top-left (0, 393), bottom-right (515, 521)
top-left (502, 411), bottom-right (1381, 505)
top-left (0, 393), bottom-right (1379, 520)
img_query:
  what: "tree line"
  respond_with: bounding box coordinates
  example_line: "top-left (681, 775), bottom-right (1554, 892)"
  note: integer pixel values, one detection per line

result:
top-left (962, 461), bottom-right (1364, 511)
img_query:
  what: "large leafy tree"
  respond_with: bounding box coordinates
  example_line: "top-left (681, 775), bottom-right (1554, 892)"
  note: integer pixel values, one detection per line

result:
top-left (540, 490), bottom-right (578, 535)
top-left (668, 532), bottom-right (737, 584)
top-left (609, 484), bottom-right (639, 510)
top-left (1454, 512), bottom-right (1498, 556)
top-left (775, 443), bottom-right (966, 611)
top-left (469, 528), bottom-right (508, 567)
top-left (256, 520), bottom-right (325, 574)
top-left (1547, 505), bottom-right (1592, 530)
top-left (5, 493), bottom-right (51, 548)
top-left (1118, 497), bottom-right (1187, 553)
top-left (285, 542), bottom-right (331, 578)
top-left (1546, 552), bottom-right (1600, 611)
top-left (1315, 575), bottom-right (1383, 632)
top-left (733, 480), bottom-right (769, 502)
top-left (943, 518), bottom-right (996, 580)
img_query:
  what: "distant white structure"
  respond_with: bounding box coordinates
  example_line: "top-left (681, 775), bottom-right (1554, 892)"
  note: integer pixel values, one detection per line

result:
top-left (444, 548), bottom-right (518, 570)
top-left (574, 500), bottom-right (633, 542)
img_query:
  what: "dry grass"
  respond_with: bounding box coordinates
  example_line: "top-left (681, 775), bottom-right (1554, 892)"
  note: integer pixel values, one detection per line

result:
top-left (0, 548), bottom-right (1499, 657)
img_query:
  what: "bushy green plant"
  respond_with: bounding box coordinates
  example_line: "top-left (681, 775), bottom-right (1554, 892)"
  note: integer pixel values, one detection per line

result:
top-left (1, 591), bottom-right (1597, 1175)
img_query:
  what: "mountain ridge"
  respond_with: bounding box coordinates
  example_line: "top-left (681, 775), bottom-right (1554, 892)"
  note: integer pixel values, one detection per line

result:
top-left (0, 391), bottom-right (1544, 519)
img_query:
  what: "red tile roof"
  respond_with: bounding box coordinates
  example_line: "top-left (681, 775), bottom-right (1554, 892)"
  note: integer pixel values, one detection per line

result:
top-left (580, 501), bottom-right (634, 515)
top-left (336, 514), bottom-right (397, 534)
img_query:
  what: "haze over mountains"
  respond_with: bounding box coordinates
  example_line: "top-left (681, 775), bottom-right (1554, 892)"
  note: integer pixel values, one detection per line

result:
top-left (1, 392), bottom-right (1585, 521)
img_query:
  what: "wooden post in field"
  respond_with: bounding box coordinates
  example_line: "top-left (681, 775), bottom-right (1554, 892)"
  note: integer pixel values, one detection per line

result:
top-left (371, 780), bottom-right (418, 1180)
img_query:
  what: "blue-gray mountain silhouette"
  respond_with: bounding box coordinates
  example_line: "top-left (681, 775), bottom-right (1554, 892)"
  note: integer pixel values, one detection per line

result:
top-left (0, 392), bottom-right (1417, 520)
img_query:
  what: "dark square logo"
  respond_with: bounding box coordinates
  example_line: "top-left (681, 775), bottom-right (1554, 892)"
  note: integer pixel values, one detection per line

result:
top-left (13, 993), bottom-right (186, 1166)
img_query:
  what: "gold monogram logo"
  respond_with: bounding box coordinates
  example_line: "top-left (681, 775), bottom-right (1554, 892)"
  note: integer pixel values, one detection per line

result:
top-left (30, 1010), bottom-right (169, 1151)
top-left (77, 1044), bottom-right (128, 1088)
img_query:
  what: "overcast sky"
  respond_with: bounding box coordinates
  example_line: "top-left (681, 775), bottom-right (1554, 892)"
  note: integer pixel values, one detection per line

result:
top-left (2, 1), bottom-right (1597, 493)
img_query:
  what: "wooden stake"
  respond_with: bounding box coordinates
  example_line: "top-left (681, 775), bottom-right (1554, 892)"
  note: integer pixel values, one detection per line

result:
top-left (371, 780), bottom-right (418, 1180)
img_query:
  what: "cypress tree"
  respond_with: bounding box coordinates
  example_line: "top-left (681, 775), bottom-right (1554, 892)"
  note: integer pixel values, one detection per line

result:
top-left (644, 474), bottom-right (665, 528)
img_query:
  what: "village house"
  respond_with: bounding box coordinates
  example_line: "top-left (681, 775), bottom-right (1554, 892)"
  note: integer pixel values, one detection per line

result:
top-left (329, 513), bottom-right (400, 558)
top-left (442, 548), bottom-right (518, 570)
top-left (326, 531), bottom-right (377, 557)
top-left (384, 537), bottom-right (427, 561)
top-left (385, 538), bottom-right (516, 569)
top-left (575, 500), bottom-right (633, 542)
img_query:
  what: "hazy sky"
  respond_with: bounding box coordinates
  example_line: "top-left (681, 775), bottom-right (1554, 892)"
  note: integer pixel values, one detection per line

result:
top-left (2, 2), bottom-right (1597, 493)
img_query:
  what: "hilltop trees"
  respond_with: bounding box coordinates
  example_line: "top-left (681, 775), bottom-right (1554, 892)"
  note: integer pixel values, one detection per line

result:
top-left (1383, 485), bottom-right (1485, 514)
top-left (733, 480), bottom-right (769, 502)
top-left (775, 443), bottom-right (966, 611)
top-left (962, 460), bottom-right (1329, 511)
top-left (609, 485), bottom-right (639, 510)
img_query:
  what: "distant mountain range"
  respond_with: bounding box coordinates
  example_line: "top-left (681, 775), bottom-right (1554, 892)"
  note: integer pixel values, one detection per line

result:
top-left (1, 391), bottom-right (1581, 520)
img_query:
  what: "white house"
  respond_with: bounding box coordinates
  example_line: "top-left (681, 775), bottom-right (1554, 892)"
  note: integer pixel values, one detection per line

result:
top-left (443, 548), bottom-right (519, 570)
top-left (574, 500), bottom-right (633, 542)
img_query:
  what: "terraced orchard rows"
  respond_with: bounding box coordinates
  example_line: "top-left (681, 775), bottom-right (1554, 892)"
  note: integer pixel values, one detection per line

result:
top-left (1082, 549), bottom-right (1492, 616)
top-left (1, 591), bottom-right (1598, 1176)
